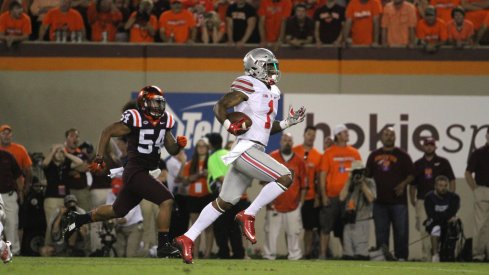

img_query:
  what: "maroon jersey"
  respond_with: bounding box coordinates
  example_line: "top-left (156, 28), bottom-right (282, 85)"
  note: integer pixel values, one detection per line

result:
top-left (120, 108), bottom-right (175, 170)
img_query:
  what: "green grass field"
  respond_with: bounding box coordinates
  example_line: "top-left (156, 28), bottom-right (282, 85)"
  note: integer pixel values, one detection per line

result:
top-left (2, 258), bottom-right (488, 275)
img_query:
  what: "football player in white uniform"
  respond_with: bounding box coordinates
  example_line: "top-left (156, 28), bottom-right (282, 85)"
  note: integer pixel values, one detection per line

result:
top-left (174, 48), bottom-right (306, 264)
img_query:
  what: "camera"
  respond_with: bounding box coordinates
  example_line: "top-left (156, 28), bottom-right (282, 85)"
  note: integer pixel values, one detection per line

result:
top-left (351, 168), bottom-right (367, 183)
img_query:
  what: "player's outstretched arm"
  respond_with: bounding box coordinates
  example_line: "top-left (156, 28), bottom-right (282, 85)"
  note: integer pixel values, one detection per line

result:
top-left (270, 105), bottom-right (306, 135)
top-left (95, 122), bottom-right (131, 159)
top-left (214, 91), bottom-right (248, 124)
top-left (164, 131), bottom-right (187, 156)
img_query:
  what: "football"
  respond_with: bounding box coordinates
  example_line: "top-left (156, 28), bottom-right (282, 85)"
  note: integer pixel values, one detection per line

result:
top-left (227, 112), bottom-right (252, 135)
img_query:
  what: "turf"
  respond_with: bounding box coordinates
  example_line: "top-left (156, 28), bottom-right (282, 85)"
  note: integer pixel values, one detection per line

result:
top-left (2, 257), bottom-right (488, 275)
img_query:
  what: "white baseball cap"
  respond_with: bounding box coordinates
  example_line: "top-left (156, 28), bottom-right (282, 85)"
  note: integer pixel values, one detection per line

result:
top-left (333, 124), bottom-right (348, 136)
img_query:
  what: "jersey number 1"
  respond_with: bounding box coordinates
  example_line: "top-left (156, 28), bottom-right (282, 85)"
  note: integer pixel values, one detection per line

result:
top-left (138, 129), bottom-right (165, 154)
top-left (264, 100), bottom-right (273, 129)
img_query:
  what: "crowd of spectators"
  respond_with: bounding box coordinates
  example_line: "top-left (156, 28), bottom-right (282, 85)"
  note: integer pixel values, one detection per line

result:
top-left (0, 0), bottom-right (488, 48)
top-left (0, 122), bottom-right (489, 261)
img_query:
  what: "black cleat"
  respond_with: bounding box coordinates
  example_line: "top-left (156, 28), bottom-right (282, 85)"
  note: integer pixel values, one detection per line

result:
top-left (157, 243), bottom-right (181, 258)
top-left (61, 211), bottom-right (79, 240)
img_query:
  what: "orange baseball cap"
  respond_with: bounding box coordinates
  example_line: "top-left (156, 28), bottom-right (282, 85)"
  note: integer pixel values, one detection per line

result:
top-left (0, 124), bottom-right (12, 132)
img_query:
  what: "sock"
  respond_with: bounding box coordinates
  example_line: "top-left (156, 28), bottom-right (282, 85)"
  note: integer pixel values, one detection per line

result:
top-left (75, 212), bottom-right (93, 227)
top-left (245, 182), bottom-right (287, 216)
top-left (185, 203), bottom-right (223, 241)
top-left (158, 232), bottom-right (170, 248)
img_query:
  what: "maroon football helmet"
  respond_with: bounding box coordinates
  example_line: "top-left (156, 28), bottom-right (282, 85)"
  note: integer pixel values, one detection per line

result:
top-left (137, 85), bottom-right (166, 119)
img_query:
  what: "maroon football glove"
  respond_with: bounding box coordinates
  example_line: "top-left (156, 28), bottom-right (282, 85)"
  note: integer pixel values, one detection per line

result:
top-left (177, 136), bottom-right (187, 148)
top-left (89, 155), bottom-right (106, 174)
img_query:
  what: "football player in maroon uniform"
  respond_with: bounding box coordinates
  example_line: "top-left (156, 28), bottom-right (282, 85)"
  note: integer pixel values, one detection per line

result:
top-left (62, 85), bottom-right (188, 257)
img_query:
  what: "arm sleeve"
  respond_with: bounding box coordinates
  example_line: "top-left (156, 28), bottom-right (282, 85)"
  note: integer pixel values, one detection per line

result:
top-left (466, 150), bottom-right (477, 172)
top-left (151, 15), bottom-right (158, 30)
top-left (440, 21), bottom-right (448, 41)
top-left (404, 152), bottom-right (415, 178)
top-left (445, 159), bottom-right (456, 181)
top-left (23, 15), bottom-right (32, 35)
top-left (0, 14), bottom-right (6, 33)
top-left (120, 109), bottom-right (140, 129)
top-left (366, 153), bottom-right (374, 177)
top-left (230, 76), bottom-right (255, 95)
top-left (447, 193), bottom-right (460, 218)
top-left (43, 10), bottom-right (53, 26)
top-left (345, 3), bottom-right (354, 20)
top-left (416, 21), bottom-right (425, 39)
top-left (424, 195), bottom-right (436, 219)
top-left (10, 153), bottom-right (22, 179)
top-left (258, 2), bottom-right (266, 17)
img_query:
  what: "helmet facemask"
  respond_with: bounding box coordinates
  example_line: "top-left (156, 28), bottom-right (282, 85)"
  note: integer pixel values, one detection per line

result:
top-left (144, 95), bottom-right (166, 119)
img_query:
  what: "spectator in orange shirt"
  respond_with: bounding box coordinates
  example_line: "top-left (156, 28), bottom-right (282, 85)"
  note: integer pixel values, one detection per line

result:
top-left (420, 0), bottom-right (461, 23)
top-left (263, 133), bottom-right (306, 260)
top-left (0, 125), bottom-right (32, 202)
top-left (125, 0), bottom-right (158, 43)
top-left (447, 6), bottom-right (475, 46)
top-left (0, 1), bottom-right (31, 47)
top-left (477, 9), bottom-right (489, 43)
top-left (292, 126), bottom-right (322, 259)
top-left (318, 124), bottom-right (361, 259)
top-left (1, 0), bottom-right (29, 14)
top-left (416, 6), bottom-right (448, 51)
top-left (0, 124), bottom-right (32, 255)
top-left (87, 0), bottom-right (123, 42)
top-left (178, 139), bottom-right (214, 259)
top-left (381, 0), bottom-right (417, 47)
top-left (343, 0), bottom-right (381, 46)
top-left (39, 0), bottom-right (86, 41)
top-left (461, 0), bottom-right (488, 30)
top-left (258, 0), bottom-right (292, 49)
top-left (159, 0), bottom-right (196, 43)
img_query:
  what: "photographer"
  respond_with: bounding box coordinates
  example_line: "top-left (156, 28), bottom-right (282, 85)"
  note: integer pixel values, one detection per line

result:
top-left (424, 175), bottom-right (460, 262)
top-left (124, 0), bottom-right (158, 42)
top-left (41, 195), bottom-right (88, 256)
top-left (106, 180), bottom-right (143, 257)
top-left (339, 161), bottom-right (376, 260)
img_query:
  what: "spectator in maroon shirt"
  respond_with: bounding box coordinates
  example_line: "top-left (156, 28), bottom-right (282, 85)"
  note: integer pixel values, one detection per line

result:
top-left (313, 0), bottom-right (345, 47)
top-left (226, 0), bottom-right (257, 47)
top-left (285, 4), bottom-right (314, 48)
top-left (366, 127), bottom-right (414, 261)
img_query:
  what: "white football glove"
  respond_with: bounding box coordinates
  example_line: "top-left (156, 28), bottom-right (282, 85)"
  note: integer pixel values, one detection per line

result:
top-left (280, 105), bottom-right (306, 129)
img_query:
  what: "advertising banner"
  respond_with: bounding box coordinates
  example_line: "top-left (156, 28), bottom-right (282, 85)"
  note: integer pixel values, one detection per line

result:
top-left (284, 94), bottom-right (489, 177)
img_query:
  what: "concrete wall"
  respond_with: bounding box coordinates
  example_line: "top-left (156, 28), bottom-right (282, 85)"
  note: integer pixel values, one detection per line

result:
top-left (1, 43), bottom-right (488, 259)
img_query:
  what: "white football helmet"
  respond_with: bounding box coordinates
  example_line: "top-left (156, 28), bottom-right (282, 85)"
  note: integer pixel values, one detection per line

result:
top-left (243, 48), bottom-right (281, 85)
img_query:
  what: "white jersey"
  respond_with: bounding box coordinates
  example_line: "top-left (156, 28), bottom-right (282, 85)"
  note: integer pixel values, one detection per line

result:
top-left (222, 75), bottom-right (281, 165)
top-left (231, 75), bottom-right (280, 146)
